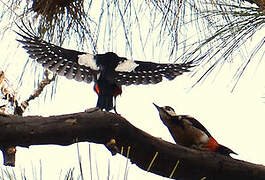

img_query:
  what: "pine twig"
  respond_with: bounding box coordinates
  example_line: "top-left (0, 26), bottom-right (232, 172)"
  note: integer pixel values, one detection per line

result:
top-left (19, 70), bottom-right (56, 114)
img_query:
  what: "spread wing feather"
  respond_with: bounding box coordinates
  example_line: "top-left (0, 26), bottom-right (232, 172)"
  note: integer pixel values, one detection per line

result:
top-left (16, 31), bottom-right (99, 83)
top-left (114, 60), bottom-right (193, 86)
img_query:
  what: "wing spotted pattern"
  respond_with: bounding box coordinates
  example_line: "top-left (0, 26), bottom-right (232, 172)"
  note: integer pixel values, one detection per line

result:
top-left (114, 61), bottom-right (193, 86)
top-left (17, 32), bottom-right (99, 83)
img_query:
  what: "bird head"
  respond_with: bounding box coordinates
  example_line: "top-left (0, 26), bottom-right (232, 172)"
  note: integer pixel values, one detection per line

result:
top-left (153, 103), bottom-right (185, 131)
top-left (153, 103), bottom-right (177, 118)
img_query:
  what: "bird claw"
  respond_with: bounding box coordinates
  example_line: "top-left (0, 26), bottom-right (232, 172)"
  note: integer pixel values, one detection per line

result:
top-left (191, 144), bottom-right (210, 152)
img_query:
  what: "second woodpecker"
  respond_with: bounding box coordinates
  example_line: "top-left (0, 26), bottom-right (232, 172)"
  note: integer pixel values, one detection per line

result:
top-left (153, 103), bottom-right (237, 156)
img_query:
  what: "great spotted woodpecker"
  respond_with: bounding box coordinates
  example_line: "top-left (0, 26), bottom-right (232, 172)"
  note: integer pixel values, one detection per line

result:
top-left (153, 103), bottom-right (237, 156)
top-left (16, 29), bottom-right (193, 113)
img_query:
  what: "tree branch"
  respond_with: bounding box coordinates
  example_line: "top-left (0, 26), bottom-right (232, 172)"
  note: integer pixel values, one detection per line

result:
top-left (0, 109), bottom-right (264, 179)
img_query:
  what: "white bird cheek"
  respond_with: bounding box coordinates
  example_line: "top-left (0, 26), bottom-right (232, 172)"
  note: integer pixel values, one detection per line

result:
top-left (199, 133), bottom-right (209, 144)
top-left (167, 110), bottom-right (177, 117)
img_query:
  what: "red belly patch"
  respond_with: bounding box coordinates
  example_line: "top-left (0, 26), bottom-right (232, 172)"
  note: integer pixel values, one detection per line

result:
top-left (94, 84), bottom-right (100, 95)
top-left (205, 137), bottom-right (219, 152)
top-left (93, 83), bottom-right (122, 97)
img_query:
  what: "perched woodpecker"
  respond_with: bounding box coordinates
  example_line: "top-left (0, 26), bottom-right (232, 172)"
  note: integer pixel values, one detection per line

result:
top-left (16, 28), bottom-right (193, 113)
top-left (153, 103), bottom-right (237, 156)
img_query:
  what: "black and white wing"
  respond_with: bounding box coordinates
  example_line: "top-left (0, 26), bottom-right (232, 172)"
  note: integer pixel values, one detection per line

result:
top-left (16, 32), bottom-right (99, 83)
top-left (180, 115), bottom-right (212, 138)
top-left (114, 58), bottom-right (193, 86)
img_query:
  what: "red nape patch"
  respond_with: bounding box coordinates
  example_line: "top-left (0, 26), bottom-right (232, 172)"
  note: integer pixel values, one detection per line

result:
top-left (113, 86), bottom-right (122, 97)
top-left (205, 137), bottom-right (219, 152)
top-left (94, 84), bottom-right (100, 95)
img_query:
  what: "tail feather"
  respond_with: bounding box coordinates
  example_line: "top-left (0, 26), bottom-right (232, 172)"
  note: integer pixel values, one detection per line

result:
top-left (96, 94), bottom-right (113, 112)
top-left (216, 144), bottom-right (237, 156)
top-left (94, 82), bottom-right (121, 113)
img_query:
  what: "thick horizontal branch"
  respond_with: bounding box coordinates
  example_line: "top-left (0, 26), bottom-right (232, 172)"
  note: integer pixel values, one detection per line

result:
top-left (0, 109), bottom-right (264, 179)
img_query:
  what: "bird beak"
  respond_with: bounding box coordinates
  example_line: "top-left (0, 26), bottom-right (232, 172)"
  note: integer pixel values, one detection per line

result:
top-left (153, 103), bottom-right (162, 111)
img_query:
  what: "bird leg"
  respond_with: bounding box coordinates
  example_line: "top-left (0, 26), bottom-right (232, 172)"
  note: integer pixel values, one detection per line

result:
top-left (113, 97), bottom-right (119, 114)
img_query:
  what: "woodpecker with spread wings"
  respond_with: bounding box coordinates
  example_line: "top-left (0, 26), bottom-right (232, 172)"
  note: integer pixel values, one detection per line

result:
top-left (16, 28), bottom-right (193, 113)
top-left (153, 103), bottom-right (237, 156)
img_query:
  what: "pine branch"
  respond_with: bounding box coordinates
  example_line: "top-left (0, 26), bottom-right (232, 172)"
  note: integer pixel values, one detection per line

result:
top-left (0, 109), bottom-right (264, 179)
top-left (20, 69), bottom-right (56, 113)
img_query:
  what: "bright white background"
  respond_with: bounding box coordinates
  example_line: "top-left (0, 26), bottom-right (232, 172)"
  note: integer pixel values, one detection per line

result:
top-left (0, 1), bottom-right (264, 179)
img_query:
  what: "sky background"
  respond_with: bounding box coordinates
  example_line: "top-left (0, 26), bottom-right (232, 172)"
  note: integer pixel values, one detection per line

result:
top-left (0, 1), bottom-right (265, 179)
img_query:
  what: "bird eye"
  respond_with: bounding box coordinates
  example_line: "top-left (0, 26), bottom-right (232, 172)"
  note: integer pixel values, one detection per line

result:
top-left (165, 106), bottom-right (174, 112)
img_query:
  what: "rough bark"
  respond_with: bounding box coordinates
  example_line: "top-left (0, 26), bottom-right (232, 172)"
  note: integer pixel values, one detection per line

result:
top-left (0, 108), bottom-right (264, 180)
